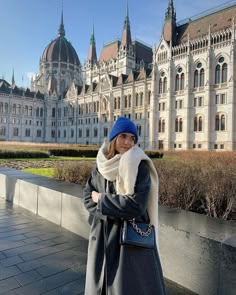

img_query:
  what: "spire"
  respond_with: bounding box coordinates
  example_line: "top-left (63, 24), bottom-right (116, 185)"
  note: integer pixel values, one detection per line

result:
top-left (121, 3), bottom-right (132, 47)
top-left (11, 69), bottom-right (15, 87)
top-left (58, 10), bottom-right (65, 37)
top-left (165, 0), bottom-right (176, 21)
top-left (87, 24), bottom-right (97, 65)
top-left (163, 0), bottom-right (176, 44)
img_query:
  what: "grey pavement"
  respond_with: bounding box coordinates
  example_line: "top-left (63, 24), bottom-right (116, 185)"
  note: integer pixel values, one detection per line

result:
top-left (0, 198), bottom-right (197, 295)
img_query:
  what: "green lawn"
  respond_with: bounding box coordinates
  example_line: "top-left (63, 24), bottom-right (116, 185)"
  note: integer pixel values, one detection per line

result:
top-left (23, 168), bottom-right (55, 178)
top-left (0, 156), bottom-right (95, 161)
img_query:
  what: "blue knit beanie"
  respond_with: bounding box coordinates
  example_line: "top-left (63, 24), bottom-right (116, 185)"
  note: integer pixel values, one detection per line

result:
top-left (109, 117), bottom-right (138, 143)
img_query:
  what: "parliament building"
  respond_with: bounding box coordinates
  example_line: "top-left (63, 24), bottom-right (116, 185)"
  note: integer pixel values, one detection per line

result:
top-left (0, 0), bottom-right (236, 151)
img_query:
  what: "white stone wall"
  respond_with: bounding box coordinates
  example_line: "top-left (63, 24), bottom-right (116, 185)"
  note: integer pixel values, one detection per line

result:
top-left (0, 25), bottom-right (235, 151)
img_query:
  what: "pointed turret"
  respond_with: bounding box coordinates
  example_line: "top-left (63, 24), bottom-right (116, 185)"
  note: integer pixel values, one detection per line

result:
top-left (121, 4), bottom-right (132, 48)
top-left (165, 0), bottom-right (176, 20)
top-left (58, 10), bottom-right (65, 37)
top-left (163, 0), bottom-right (176, 44)
top-left (87, 25), bottom-right (97, 65)
top-left (11, 69), bottom-right (15, 87)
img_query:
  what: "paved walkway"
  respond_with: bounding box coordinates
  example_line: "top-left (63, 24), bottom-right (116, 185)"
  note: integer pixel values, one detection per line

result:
top-left (0, 198), bottom-right (197, 295)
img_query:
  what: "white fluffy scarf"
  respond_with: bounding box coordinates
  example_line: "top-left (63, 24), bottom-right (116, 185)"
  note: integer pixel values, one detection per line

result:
top-left (97, 140), bottom-right (159, 246)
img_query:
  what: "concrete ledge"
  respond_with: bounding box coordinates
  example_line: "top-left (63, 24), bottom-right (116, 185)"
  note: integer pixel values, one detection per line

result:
top-left (61, 192), bottom-right (90, 240)
top-left (0, 167), bottom-right (235, 295)
top-left (219, 234), bottom-right (236, 295)
top-left (159, 207), bottom-right (236, 294)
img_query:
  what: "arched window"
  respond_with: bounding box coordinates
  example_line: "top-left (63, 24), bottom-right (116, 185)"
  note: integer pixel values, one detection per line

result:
top-left (124, 96), bottom-right (128, 108)
top-left (104, 127), bottom-right (108, 137)
top-left (86, 104), bottom-right (89, 114)
top-left (199, 116), bottom-right (203, 131)
top-left (159, 78), bottom-right (163, 94)
top-left (161, 119), bottom-right (165, 133)
top-left (117, 97), bottom-right (120, 109)
top-left (221, 115), bottom-right (225, 130)
top-left (137, 124), bottom-right (141, 136)
top-left (128, 95), bottom-right (131, 107)
top-left (200, 69), bottom-right (205, 86)
top-left (163, 77), bottom-right (167, 93)
top-left (36, 107), bottom-right (39, 117)
top-left (194, 70), bottom-right (198, 88)
top-left (215, 65), bottom-right (221, 84)
top-left (175, 67), bottom-right (184, 91)
top-left (78, 128), bottom-right (82, 138)
top-left (222, 63), bottom-right (227, 83)
top-left (215, 115), bottom-right (220, 131)
top-left (194, 117), bottom-right (197, 131)
top-left (179, 118), bottom-right (183, 132)
top-left (158, 119), bottom-right (161, 132)
top-left (51, 130), bottom-right (56, 138)
top-left (175, 117), bottom-right (183, 132)
top-left (13, 127), bottom-right (19, 136)
top-left (24, 106), bottom-right (28, 116)
top-left (194, 116), bottom-right (203, 132)
top-left (175, 75), bottom-right (179, 91)
top-left (16, 104), bottom-right (21, 114)
top-left (140, 93), bottom-right (143, 106)
top-left (52, 108), bottom-right (56, 118)
top-left (159, 72), bottom-right (167, 94)
top-left (175, 118), bottom-right (178, 132)
top-left (148, 91), bottom-right (151, 105)
top-left (215, 57), bottom-right (228, 84)
top-left (29, 106), bottom-right (32, 116)
top-left (215, 113), bottom-right (226, 131)
top-left (0, 126), bottom-right (6, 136)
top-left (194, 63), bottom-right (205, 88)
top-left (135, 93), bottom-right (139, 106)
top-left (94, 128), bottom-right (98, 137)
top-left (13, 104), bottom-right (16, 115)
top-left (103, 99), bottom-right (108, 111)
top-left (180, 73), bottom-right (185, 90)
top-left (86, 128), bottom-right (90, 137)
top-left (25, 128), bottom-right (30, 137)
top-left (4, 103), bottom-right (8, 114)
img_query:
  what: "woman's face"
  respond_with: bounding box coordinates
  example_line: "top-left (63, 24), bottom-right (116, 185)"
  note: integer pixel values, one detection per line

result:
top-left (115, 133), bottom-right (135, 154)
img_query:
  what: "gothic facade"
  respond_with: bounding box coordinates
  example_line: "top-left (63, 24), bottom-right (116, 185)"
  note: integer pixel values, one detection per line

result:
top-left (0, 1), bottom-right (236, 151)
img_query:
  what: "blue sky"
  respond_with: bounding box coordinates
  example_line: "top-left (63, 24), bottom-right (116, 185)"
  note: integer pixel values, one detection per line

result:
top-left (0, 0), bottom-right (235, 87)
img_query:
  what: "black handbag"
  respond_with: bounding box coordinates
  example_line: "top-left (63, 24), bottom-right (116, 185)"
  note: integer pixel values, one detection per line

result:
top-left (120, 218), bottom-right (156, 249)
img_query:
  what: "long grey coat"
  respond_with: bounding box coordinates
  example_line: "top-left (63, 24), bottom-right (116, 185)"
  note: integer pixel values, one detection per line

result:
top-left (83, 161), bottom-right (166, 295)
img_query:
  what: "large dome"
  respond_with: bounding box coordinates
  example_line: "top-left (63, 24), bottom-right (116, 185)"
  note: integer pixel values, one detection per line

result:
top-left (42, 14), bottom-right (80, 66)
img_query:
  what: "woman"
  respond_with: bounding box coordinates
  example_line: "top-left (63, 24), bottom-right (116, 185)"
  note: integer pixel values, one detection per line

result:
top-left (83, 117), bottom-right (166, 295)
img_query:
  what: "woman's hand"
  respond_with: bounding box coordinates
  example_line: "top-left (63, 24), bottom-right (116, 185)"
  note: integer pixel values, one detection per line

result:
top-left (91, 191), bottom-right (101, 203)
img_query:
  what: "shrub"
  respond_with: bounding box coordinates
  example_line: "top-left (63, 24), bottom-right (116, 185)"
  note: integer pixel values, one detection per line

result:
top-left (48, 149), bottom-right (98, 157)
top-left (145, 150), bottom-right (164, 158)
top-left (0, 150), bottom-right (49, 159)
top-left (53, 150), bottom-right (236, 220)
top-left (153, 151), bottom-right (236, 220)
top-left (54, 161), bottom-right (95, 186)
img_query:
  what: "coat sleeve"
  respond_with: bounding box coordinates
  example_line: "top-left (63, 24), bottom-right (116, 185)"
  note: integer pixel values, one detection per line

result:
top-left (83, 167), bottom-right (106, 220)
top-left (97, 160), bottom-right (151, 219)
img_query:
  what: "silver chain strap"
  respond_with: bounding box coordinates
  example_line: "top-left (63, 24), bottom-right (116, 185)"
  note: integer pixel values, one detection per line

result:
top-left (129, 218), bottom-right (152, 237)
